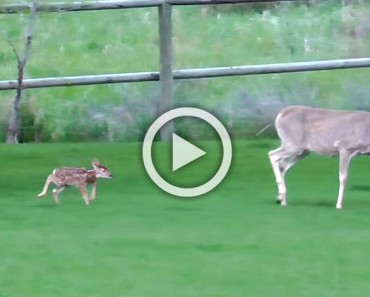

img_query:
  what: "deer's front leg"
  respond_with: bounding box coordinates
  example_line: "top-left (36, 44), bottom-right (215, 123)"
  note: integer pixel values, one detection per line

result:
top-left (77, 185), bottom-right (90, 206)
top-left (90, 182), bottom-right (97, 201)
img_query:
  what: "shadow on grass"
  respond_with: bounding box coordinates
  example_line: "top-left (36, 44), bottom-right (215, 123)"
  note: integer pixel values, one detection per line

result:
top-left (350, 185), bottom-right (370, 192)
top-left (262, 197), bottom-right (333, 208)
top-left (292, 197), bottom-right (370, 210)
top-left (32, 203), bottom-right (56, 208)
top-left (249, 141), bottom-right (276, 149)
top-left (293, 200), bottom-right (334, 208)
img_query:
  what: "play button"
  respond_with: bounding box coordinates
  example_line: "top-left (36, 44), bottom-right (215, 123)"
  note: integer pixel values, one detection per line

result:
top-left (172, 134), bottom-right (206, 171)
top-left (142, 107), bottom-right (232, 198)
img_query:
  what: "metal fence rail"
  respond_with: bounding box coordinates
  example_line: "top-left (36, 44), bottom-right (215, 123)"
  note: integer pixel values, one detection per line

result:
top-left (1, 58), bottom-right (370, 90)
top-left (0, 0), bottom-right (297, 13)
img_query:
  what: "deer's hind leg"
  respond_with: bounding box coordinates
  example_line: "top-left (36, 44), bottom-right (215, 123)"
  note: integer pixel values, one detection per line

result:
top-left (269, 147), bottom-right (288, 204)
top-left (37, 174), bottom-right (56, 198)
top-left (269, 147), bottom-right (307, 206)
top-left (52, 186), bottom-right (66, 205)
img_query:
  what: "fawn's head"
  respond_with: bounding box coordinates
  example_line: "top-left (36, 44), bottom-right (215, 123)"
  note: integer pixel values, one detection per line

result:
top-left (92, 159), bottom-right (113, 179)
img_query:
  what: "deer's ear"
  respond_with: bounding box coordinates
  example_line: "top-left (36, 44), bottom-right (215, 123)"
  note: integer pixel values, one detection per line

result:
top-left (92, 159), bottom-right (100, 167)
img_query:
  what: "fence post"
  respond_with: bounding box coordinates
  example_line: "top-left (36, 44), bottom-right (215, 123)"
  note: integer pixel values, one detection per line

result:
top-left (158, 2), bottom-right (173, 141)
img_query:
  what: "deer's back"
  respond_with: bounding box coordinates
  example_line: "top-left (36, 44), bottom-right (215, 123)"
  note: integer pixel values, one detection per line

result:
top-left (53, 167), bottom-right (96, 186)
top-left (275, 106), bottom-right (370, 155)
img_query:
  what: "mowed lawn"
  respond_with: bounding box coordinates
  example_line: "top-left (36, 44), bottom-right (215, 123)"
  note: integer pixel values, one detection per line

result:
top-left (1, 140), bottom-right (370, 296)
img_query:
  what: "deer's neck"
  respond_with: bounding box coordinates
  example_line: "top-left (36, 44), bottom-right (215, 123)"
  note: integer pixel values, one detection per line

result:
top-left (86, 170), bottom-right (97, 184)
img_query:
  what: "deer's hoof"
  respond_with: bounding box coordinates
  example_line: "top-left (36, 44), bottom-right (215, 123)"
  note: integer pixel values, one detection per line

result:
top-left (277, 198), bottom-right (287, 206)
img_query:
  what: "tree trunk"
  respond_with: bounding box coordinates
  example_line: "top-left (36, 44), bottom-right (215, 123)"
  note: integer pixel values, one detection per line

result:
top-left (5, 4), bottom-right (36, 144)
top-left (6, 64), bottom-right (24, 144)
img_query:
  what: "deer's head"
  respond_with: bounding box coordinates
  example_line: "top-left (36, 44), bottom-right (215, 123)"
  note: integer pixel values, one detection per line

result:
top-left (92, 159), bottom-right (113, 179)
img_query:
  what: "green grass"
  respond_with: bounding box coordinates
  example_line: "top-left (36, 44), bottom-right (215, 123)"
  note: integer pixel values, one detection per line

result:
top-left (1, 140), bottom-right (370, 296)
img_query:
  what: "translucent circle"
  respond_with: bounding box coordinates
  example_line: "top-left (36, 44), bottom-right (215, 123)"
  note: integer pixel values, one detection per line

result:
top-left (142, 107), bottom-right (232, 197)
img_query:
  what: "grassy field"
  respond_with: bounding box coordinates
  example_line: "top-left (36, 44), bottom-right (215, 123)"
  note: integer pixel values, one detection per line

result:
top-left (1, 140), bottom-right (370, 296)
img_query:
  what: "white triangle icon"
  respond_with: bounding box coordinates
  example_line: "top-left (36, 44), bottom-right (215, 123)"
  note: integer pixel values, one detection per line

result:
top-left (172, 134), bottom-right (206, 172)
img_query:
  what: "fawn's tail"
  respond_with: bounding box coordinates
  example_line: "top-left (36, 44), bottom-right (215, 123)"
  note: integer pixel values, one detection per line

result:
top-left (37, 175), bottom-right (54, 198)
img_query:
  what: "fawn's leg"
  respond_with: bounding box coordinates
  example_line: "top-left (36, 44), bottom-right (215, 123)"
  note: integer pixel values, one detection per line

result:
top-left (77, 185), bottom-right (90, 206)
top-left (90, 182), bottom-right (97, 201)
top-left (37, 174), bottom-right (55, 198)
top-left (52, 186), bottom-right (65, 204)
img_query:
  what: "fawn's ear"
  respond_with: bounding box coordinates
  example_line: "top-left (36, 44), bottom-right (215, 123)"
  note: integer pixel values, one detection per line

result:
top-left (92, 159), bottom-right (100, 167)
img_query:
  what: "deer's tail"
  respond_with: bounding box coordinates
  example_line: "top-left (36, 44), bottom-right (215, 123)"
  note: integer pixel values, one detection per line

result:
top-left (255, 123), bottom-right (274, 137)
top-left (37, 174), bottom-right (54, 198)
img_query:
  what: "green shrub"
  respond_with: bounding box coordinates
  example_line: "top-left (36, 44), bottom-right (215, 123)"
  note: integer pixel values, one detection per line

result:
top-left (1, 1), bottom-right (370, 141)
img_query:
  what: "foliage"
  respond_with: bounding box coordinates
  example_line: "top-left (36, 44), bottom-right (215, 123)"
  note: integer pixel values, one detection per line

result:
top-left (1, 1), bottom-right (370, 141)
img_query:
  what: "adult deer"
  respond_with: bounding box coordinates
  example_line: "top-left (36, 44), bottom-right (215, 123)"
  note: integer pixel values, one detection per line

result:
top-left (37, 159), bottom-right (113, 205)
top-left (269, 105), bottom-right (370, 210)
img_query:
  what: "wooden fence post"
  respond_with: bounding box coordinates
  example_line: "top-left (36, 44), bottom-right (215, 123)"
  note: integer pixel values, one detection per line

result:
top-left (158, 2), bottom-right (173, 141)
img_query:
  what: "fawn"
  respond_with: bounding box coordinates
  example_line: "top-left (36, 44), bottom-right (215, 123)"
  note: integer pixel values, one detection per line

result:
top-left (37, 159), bottom-right (113, 205)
